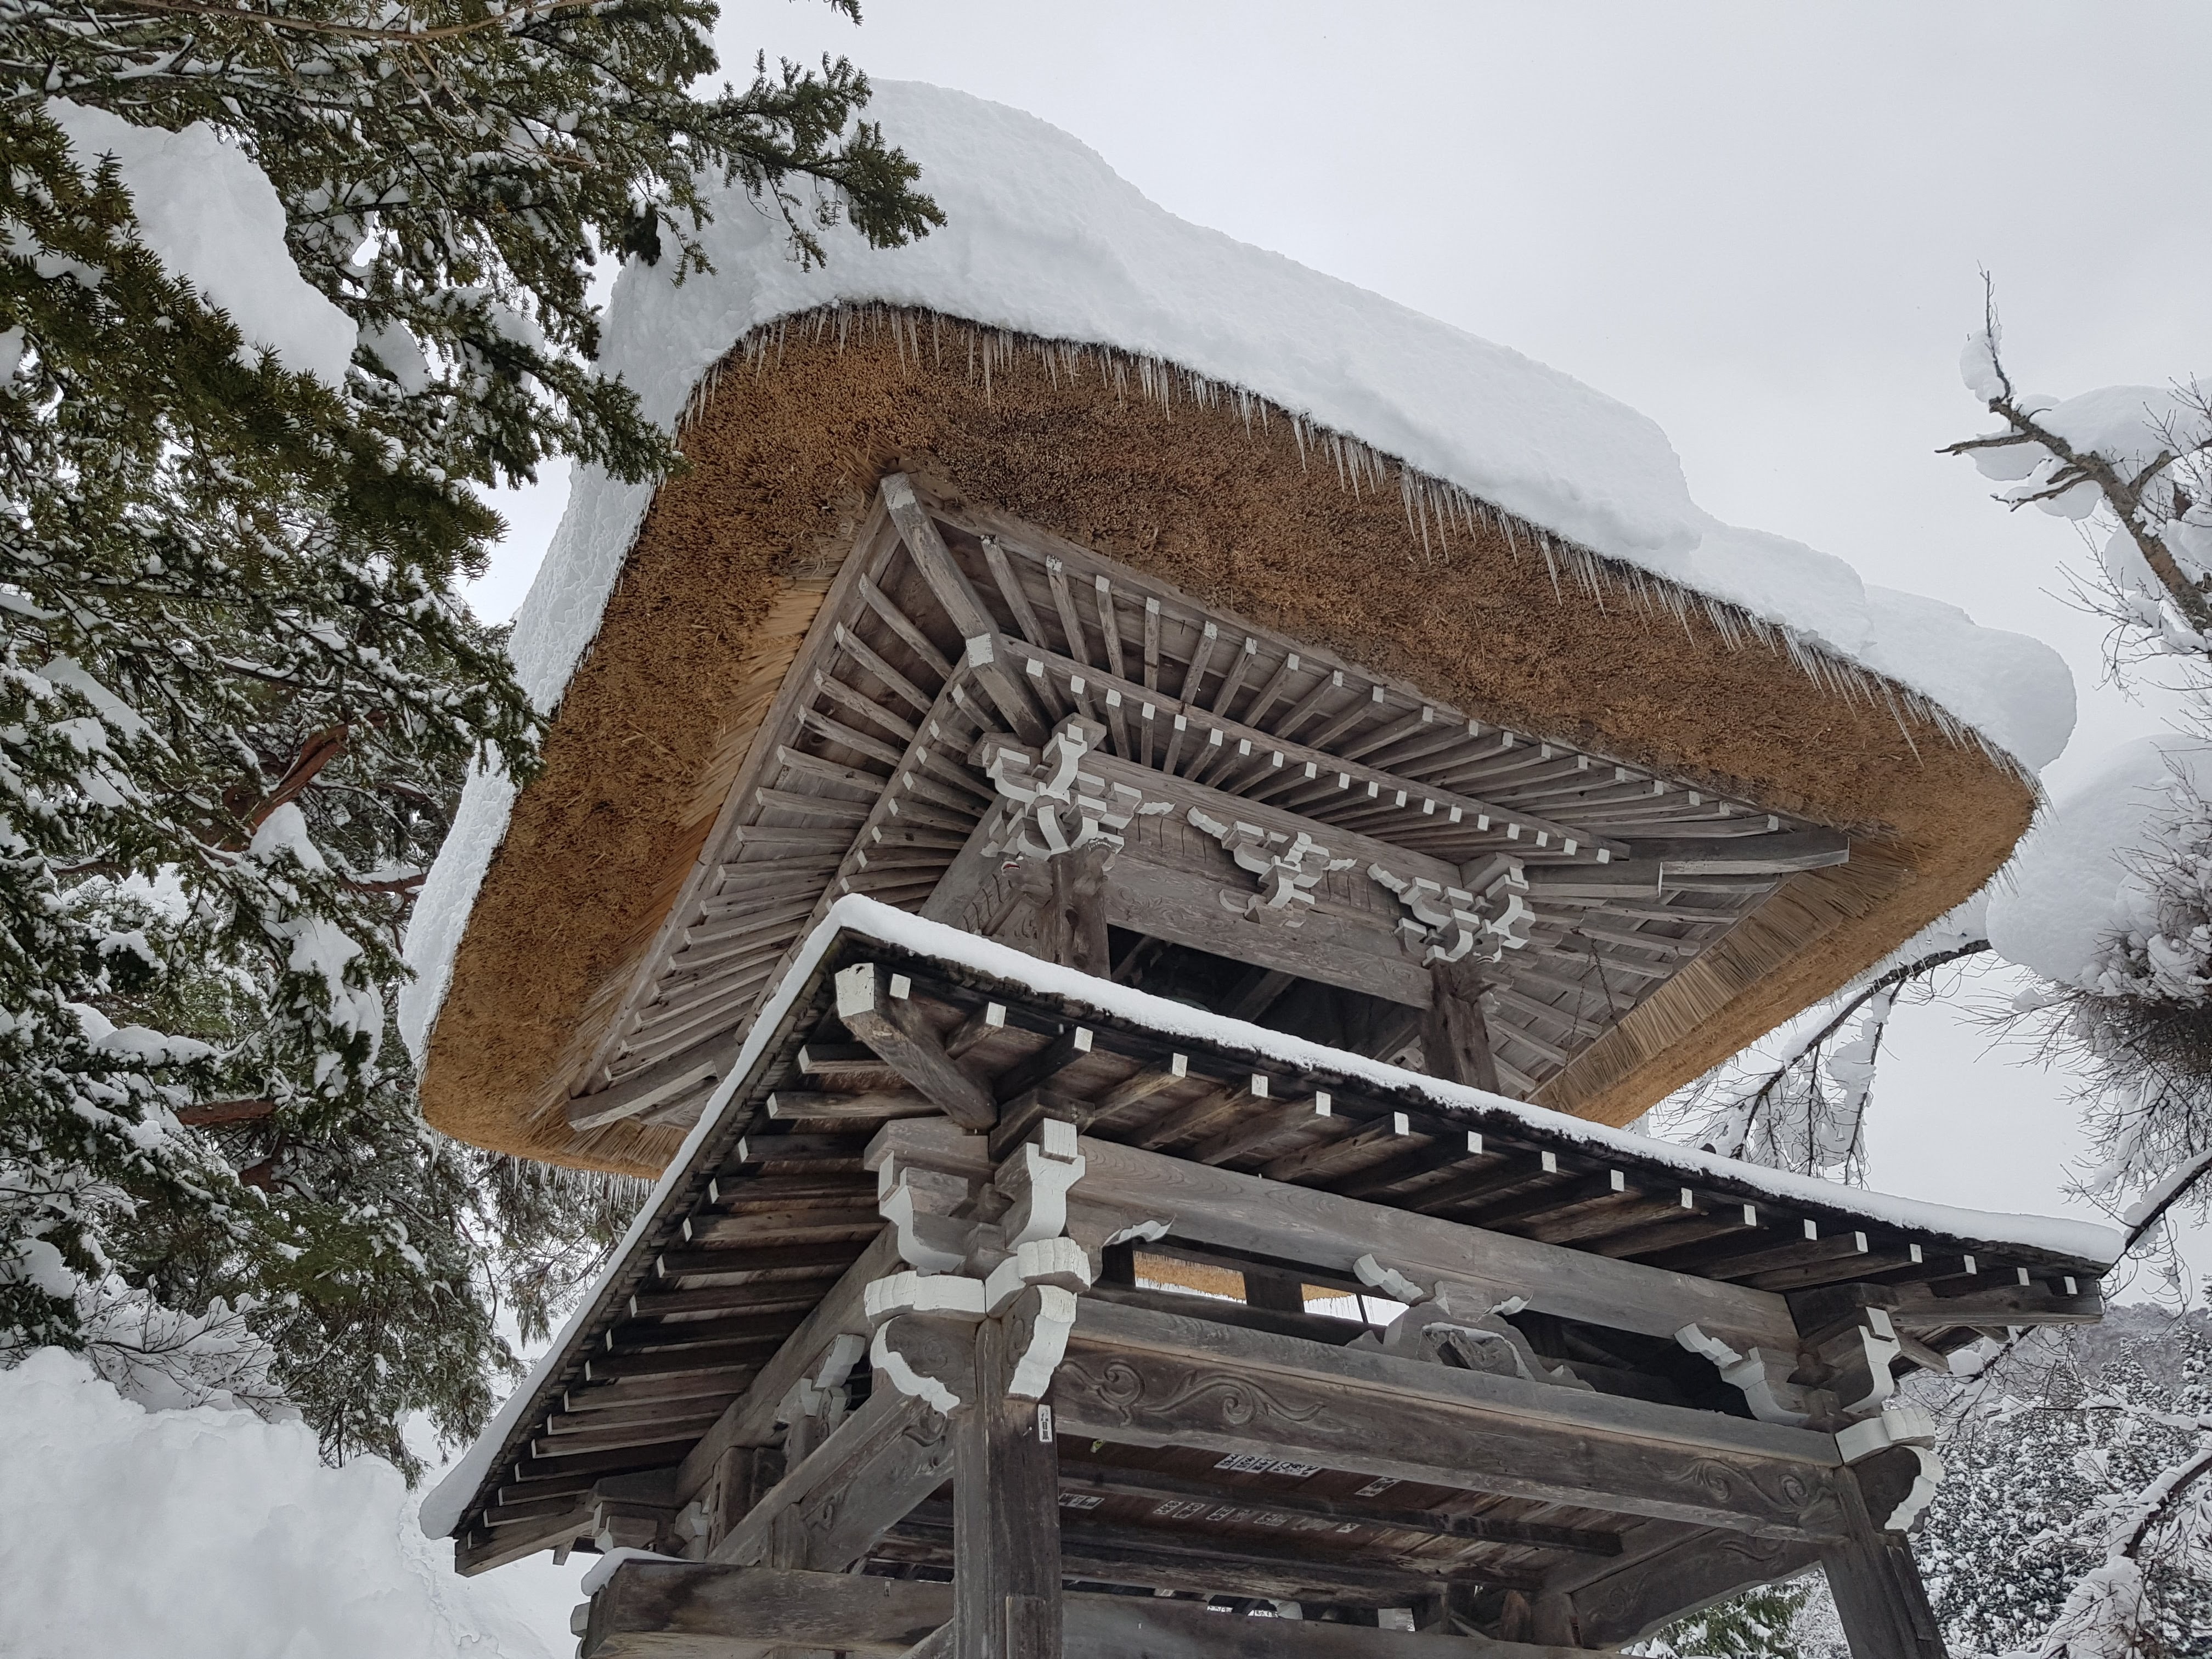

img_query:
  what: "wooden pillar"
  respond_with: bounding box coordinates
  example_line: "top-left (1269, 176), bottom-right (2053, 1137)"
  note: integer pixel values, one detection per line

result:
top-left (953, 1318), bottom-right (1062, 1659)
top-left (1039, 844), bottom-right (1113, 978)
top-left (1423, 958), bottom-right (1502, 1094)
top-left (1820, 1456), bottom-right (1948, 1659)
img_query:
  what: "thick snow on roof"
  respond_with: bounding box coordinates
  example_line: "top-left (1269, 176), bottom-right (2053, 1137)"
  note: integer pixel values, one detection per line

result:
top-left (400, 80), bottom-right (2073, 1058)
top-left (422, 893), bottom-right (2121, 1542)
top-left (1989, 735), bottom-right (2212, 989)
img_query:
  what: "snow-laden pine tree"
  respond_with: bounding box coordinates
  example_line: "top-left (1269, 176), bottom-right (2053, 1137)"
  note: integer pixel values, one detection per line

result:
top-left (1, 0), bottom-right (938, 1469)
top-left (1917, 1313), bottom-right (2212, 1658)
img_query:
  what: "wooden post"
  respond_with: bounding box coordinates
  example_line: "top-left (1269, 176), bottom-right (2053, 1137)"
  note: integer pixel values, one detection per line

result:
top-left (1819, 1457), bottom-right (1947, 1659)
top-left (1040, 843), bottom-right (1114, 978)
top-left (1423, 958), bottom-right (1501, 1094)
top-left (953, 1318), bottom-right (1063, 1659)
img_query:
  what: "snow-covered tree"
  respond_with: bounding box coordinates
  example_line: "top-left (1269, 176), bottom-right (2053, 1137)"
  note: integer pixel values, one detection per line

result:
top-left (1917, 1313), bottom-right (2212, 1658)
top-left (1, 0), bottom-right (937, 1467)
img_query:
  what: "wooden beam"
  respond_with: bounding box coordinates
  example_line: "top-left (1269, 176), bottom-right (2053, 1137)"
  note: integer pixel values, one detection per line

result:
top-left (996, 635), bottom-right (1622, 859)
top-left (1054, 1463), bottom-right (1624, 1556)
top-left (1042, 840), bottom-right (1114, 978)
top-left (1818, 1460), bottom-right (1947, 1659)
top-left (862, 1124), bottom-right (1802, 1355)
top-left (675, 1229), bottom-right (901, 1508)
top-left (953, 1319), bottom-right (1062, 1659)
top-left (582, 1561), bottom-right (1600, 1659)
top-left (1563, 1528), bottom-right (1822, 1648)
top-left (571, 1039), bottom-right (731, 1131)
top-left (1424, 959), bottom-right (1502, 1094)
top-left (836, 964), bottom-right (996, 1130)
top-left (1615, 830), bottom-right (1850, 874)
top-left (1059, 1298), bottom-right (1847, 1541)
top-left (710, 1387), bottom-right (953, 1572)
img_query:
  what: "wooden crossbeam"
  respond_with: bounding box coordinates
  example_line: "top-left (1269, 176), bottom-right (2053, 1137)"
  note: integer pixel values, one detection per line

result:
top-left (1058, 1299), bottom-right (1846, 1540)
top-left (1054, 1462), bottom-right (1624, 1556)
top-left (993, 634), bottom-right (1623, 860)
top-left (581, 1562), bottom-right (1600, 1659)
top-left (868, 1120), bottom-right (1798, 1353)
top-left (568, 1038), bottom-right (730, 1131)
top-left (835, 965), bottom-right (996, 1130)
top-left (1558, 1527), bottom-right (1822, 1648)
top-left (710, 1386), bottom-right (952, 1572)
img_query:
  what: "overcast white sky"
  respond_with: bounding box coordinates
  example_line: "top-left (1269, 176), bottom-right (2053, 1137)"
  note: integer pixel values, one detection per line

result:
top-left (473, 0), bottom-right (2211, 1267)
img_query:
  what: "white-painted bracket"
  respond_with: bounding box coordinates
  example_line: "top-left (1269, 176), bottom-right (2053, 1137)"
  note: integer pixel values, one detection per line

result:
top-left (864, 1270), bottom-right (989, 1325)
top-left (1002, 1284), bottom-right (1080, 1400)
top-left (1676, 1322), bottom-right (1817, 1427)
top-left (870, 1321), bottom-right (967, 1415)
top-left (877, 1153), bottom-right (975, 1271)
top-left (1370, 856), bottom-right (1533, 964)
top-left (1836, 1404), bottom-right (1937, 1462)
top-left (1353, 1252), bottom-right (1432, 1307)
top-left (1832, 1322), bottom-right (1905, 1420)
top-left (974, 716), bottom-right (1142, 864)
top-left (985, 1235), bottom-right (1095, 1313)
top-left (1188, 806), bottom-right (1349, 926)
top-left (996, 1133), bottom-right (1087, 1246)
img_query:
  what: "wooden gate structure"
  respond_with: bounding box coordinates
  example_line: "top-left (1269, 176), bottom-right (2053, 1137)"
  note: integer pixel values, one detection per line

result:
top-left (416, 463), bottom-right (2115, 1659)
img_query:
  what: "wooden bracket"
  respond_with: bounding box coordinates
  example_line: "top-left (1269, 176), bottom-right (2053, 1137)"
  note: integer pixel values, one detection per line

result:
top-left (836, 964), bottom-right (996, 1129)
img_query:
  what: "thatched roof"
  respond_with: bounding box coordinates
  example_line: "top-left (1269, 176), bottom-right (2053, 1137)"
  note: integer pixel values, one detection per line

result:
top-left (405, 312), bottom-right (2046, 1174)
top-left (399, 84), bottom-right (2070, 1174)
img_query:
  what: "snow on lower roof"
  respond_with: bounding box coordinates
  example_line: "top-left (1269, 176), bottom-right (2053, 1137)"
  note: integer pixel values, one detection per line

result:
top-left (421, 891), bottom-right (2121, 1542)
top-left (400, 80), bottom-right (2074, 1058)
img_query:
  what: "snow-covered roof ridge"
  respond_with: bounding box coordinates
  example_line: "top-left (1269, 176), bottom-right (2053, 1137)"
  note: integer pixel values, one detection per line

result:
top-left (420, 890), bottom-right (2121, 1541)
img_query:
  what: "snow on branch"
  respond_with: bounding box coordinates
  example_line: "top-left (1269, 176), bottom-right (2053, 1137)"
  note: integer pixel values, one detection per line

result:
top-left (1659, 935), bottom-right (1990, 1182)
top-left (1946, 278), bottom-right (2212, 661)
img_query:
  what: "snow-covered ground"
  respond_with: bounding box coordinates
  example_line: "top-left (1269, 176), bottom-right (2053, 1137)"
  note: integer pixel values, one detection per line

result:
top-left (0, 1350), bottom-right (582, 1658)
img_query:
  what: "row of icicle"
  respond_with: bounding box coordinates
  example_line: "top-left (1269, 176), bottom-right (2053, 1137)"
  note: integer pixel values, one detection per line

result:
top-left (673, 301), bottom-right (2021, 781)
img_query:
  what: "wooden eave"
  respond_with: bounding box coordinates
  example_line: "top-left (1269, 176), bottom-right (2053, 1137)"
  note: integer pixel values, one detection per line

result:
top-left (550, 477), bottom-right (1875, 1161)
top-left (444, 912), bottom-right (2110, 1594)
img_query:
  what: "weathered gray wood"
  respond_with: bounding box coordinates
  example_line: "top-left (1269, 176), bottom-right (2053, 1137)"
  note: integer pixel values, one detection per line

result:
top-left (1103, 836), bottom-right (1432, 1009)
top-left (953, 1319), bottom-right (1062, 1659)
top-left (571, 1039), bottom-right (732, 1130)
top-left (859, 1124), bottom-right (1801, 1354)
top-left (766, 1090), bottom-right (935, 1124)
top-left (674, 1229), bottom-right (900, 1508)
top-left (995, 634), bottom-right (1620, 859)
top-left (837, 965), bottom-right (997, 1130)
top-left (1042, 840), bottom-right (1114, 978)
top-left (1564, 1528), bottom-right (1821, 1647)
top-left (1424, 959), bottom-right (1502, 1094)
top-left (1616, 830), bottom-right (1850, 873)
top-left (580, 1561), bottom-right (1600, 1659)
top-left (1058, 1298), bottom-right (1848, 1541)
top-left (1054, 1463), bottom-right (1623, 1555)
top-left (1819, 1461), bottom-right (1948, 1659)
top-left (585, 1561), bottom-right (948, 1658)
top-left (882, 475), bottom-right (995, 640)
top-left (710, 1387), bottom-right (952, 1571)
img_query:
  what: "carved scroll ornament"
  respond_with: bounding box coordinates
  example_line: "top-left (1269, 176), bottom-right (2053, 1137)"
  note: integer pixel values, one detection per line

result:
top-left (1187, 808), bottom-right (1352, 926)
top-left (973, 716), bottom-right (1143, 864)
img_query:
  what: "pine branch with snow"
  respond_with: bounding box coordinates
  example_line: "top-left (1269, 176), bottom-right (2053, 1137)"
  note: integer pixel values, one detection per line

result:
top-left (0, 0), bottom-right (934, 1463)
